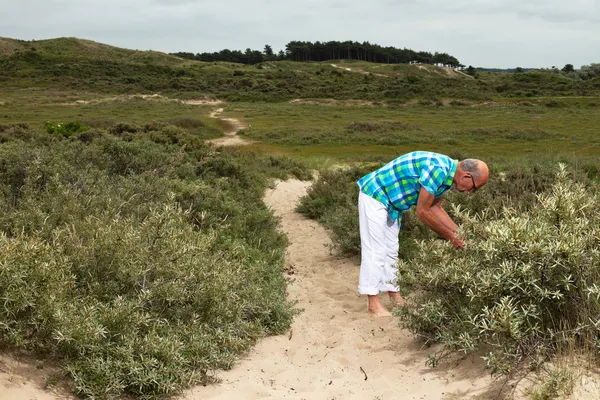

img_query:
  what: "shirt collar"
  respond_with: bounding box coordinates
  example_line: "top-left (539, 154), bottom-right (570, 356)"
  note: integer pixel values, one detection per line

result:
top-left (444, 159), bottom-right (458, 187)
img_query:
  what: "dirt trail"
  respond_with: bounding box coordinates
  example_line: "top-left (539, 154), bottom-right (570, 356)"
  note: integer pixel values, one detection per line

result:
top-left (0, 354), bottom-right (75, 400)
top-left (205, 108), bottom-right (252, 147)
top-left (181, 179), bottom-right (501, 400)
top-left (53, 94), bottom-right (223, 106)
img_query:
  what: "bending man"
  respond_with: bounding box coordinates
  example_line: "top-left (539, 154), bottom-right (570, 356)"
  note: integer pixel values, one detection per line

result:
top-left (357, 151), bottom-right (489, 316)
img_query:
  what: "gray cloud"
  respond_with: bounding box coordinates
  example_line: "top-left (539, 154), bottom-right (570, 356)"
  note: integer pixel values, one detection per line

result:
top-left (1, 0), bottom-right (599, 68)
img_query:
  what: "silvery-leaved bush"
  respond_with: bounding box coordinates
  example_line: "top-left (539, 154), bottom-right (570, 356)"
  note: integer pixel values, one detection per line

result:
top-left (396, 164), bottom-right (600, 375)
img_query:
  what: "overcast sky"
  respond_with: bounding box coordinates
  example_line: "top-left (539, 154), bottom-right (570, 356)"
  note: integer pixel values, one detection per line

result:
top-left (1, 0), bottom-right (599, 68)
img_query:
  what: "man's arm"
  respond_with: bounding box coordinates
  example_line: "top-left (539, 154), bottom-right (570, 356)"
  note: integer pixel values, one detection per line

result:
top-left (416, 187), bottom-right (464, 249)
top-left (431, 197), bottom-right (458, 233)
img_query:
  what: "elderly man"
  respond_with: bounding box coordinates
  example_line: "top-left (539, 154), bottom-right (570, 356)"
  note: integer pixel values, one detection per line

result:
top-left (357, 151), bottom-right (489, 316)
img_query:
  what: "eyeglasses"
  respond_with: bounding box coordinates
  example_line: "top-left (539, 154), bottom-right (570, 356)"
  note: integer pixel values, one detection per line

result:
top-left (469, 174), bottom-right (478, 192)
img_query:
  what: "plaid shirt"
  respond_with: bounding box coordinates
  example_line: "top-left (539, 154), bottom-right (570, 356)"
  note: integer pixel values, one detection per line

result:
top-left (357, 151), bottom-right (458, 221)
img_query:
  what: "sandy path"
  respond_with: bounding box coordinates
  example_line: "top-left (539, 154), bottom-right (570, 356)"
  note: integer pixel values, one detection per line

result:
top-left (0, 354), bottom-right (75, 400)
top-left (181, 179), bottom-right (501, 400)
top-left (205, 108), bottom-right (251, 147)
top-left (330, 64), bottom-right (387, 78)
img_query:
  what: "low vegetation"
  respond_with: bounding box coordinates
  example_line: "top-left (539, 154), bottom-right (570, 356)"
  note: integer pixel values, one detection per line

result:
top-left (397, 165), bottom-right (600, 375)
top-left (0, 121), bottom-right (310, 398)
top-left (1, 38), bottom-right (600, 102)
top-left (227, 100), bottom-right (600, 161)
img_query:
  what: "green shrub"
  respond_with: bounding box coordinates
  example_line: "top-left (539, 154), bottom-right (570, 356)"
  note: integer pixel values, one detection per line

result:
top-left (0, 122), bottom-right (310, 398)
top-left (297, 165), bottom-right (373, 255)
top-left (0, 123), bottom-right (35, 143)
top-left (395, 165), bottom-right (600, 375)
top-left (44, 121), bottom-right (88, 137)
top-left (164, 117), bottom-right (205, 129)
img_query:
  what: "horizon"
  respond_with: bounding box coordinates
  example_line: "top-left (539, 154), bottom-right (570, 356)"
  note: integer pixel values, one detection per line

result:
top-left (1, 35), bottom-right (590, 71)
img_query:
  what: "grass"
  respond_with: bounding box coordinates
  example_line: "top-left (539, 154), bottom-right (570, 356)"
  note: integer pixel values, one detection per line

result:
top-left (0, 91), bottom-right (224, 138)
top-left (526, 366), bottom-right (576, 400)
top-left (223, 99), bottom-right (600, 160)
top-left (2, 92), bottom-right (599, 162)
top-left (0, 37), bottom-right (188, 66)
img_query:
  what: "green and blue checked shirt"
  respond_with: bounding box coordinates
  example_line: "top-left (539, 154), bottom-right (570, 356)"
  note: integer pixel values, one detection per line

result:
top-left (357, 151), bottom-right (458, 221)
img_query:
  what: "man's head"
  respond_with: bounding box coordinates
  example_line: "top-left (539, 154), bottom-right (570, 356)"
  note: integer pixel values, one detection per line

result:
top-left (453, 159), bottom-right (489, 193)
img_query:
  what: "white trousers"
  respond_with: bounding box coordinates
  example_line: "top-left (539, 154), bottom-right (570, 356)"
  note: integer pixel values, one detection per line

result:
top-left (357, 192), bottom-right (400, 295)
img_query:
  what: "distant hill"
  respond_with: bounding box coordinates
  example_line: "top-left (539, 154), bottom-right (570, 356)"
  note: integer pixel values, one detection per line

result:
top-left (1, 36), bottom-right (597, 101)
top-left (477, 67), bottom-right (536, 73)
top-left (0, 37), bottom-right (188, 67)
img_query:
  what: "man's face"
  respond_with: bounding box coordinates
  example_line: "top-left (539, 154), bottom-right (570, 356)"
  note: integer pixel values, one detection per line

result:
top-left (454, 173), bottom-right (478, 193)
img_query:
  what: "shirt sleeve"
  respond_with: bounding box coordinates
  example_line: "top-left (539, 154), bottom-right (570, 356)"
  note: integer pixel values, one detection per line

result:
top-left (418, 164), bottom-right (446, 195)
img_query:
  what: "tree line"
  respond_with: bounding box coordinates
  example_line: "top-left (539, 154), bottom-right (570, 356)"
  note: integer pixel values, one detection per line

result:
top-left (170, 40), bottom-right (461, 67)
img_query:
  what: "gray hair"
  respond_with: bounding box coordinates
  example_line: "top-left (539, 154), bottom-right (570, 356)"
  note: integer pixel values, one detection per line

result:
top-left (461, 159), bottom-right (482, 178)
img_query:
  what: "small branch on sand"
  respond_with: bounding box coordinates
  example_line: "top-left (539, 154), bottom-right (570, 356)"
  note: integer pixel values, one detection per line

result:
top-left (318, 351), bottom-right (330, 362)
top-left (360, 366), bottom-right (368, 381)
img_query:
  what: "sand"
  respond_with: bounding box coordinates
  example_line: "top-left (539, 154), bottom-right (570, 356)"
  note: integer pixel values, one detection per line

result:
top-left (205, 108), bottom-right (252, 147)
top-left (0, 353), bottom-right (75, 400)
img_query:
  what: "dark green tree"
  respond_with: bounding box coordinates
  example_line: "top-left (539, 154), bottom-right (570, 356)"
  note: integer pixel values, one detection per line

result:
top-left (263, 44), bottom-right (274, 61)
top-left (263, 44), bottom-right (273, 57)
top-left (172, 40), bottom-right (462, 66)
top-left (562, 64), bottom-right (574, 73)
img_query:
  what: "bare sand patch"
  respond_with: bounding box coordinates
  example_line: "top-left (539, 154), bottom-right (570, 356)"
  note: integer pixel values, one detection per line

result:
top-left (180, 99), bottom-right (223, 106)
top-left (131, 94), bottom-right (162, 100)
top-left (453, 68), bottom-right (476, 79)
top-left (289, 98), bottom-right (379, 107)
top-left (125, 94), bottom-right (223, 106)
top-left (54, 94), bottom-right (224, 107)
top-left (209, 108), bottom-right (224, 118)
top-left (0, 353), bottom-right (75, 400)
top-left (330, 63), bottom-right (387, 78)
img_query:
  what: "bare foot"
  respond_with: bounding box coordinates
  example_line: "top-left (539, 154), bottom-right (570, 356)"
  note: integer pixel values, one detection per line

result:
top-left (367, 295), bottom-right (392, 317)
top-left (388, 292), bottom-right (416, 310)
top-left (369, 307), bottom-right (392, 317)
top-left (388, 292), bottom-right (404, 306)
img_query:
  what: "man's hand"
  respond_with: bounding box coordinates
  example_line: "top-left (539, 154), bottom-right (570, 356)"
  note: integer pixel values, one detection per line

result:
top-left (451, 237), bottom-right (465, 249)
top-left (451, 228), bottom-right (465, 249)
top-left (416, 187), bottom-right (463, 246)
